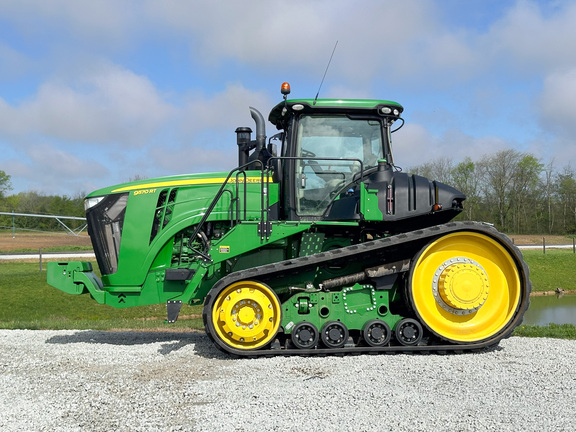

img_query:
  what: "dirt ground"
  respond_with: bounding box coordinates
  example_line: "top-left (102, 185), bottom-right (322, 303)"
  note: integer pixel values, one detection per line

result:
top-left (0, 232), bottom-right (92, 252)
top-left (508, 234), bottom-right (572, 245)
top-left (0, 231), bottom-right (572, 253)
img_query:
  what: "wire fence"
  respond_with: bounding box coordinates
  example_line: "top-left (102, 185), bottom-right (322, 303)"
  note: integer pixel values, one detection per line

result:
top-left (0, 211), bottom-right (87, 237)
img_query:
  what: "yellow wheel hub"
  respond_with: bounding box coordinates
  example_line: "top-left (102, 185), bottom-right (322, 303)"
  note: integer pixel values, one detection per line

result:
top-left (410, 232), bottom-right (522, 343)
top-left (435, 258), bottom-right (489, 313)
top-left (237, 304), bottom-right (257, 324)
top-left (211, 281), bottom-right (281, 350)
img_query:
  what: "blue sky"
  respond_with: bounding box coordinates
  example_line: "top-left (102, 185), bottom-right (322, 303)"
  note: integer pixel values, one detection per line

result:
top-left (1, 0), bottom-right (576, 196)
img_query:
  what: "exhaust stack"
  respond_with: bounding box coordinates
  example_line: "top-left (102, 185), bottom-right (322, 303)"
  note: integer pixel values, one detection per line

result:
top-left (236, 107), bottom-right (267, 167)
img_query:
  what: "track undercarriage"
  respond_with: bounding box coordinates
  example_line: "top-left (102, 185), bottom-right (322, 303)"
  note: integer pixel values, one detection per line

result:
top-left (203, 221), bottom-right (531, 357)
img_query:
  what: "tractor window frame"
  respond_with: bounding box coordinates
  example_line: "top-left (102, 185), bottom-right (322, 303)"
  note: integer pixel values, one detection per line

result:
top-left (291, 114), bottom-right (384, 218)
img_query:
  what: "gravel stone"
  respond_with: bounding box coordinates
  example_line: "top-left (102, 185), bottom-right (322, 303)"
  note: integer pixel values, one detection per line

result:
top-left (0, 330), bottom-right (574, 431)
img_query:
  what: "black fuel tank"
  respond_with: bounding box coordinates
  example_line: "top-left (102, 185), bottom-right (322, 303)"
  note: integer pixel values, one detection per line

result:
top-left (325, 161), bottom-right (466, 232)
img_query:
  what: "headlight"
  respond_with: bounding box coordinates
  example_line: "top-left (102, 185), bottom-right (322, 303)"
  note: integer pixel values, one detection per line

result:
top-left (84, 196), bottom-right (105, 211)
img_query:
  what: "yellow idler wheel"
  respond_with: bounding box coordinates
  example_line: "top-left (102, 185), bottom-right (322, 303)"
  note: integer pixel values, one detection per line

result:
top-left (409, 231), bottom-right (521, 343)
top-left (211, 280), bottom-right (282, 350)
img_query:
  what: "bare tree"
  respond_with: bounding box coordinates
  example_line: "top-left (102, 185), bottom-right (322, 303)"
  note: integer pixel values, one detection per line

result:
top-left (409, 157), bottom-right (454, 184)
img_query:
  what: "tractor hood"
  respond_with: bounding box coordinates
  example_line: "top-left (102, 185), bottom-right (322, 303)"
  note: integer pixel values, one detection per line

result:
top-left (85, 172), bottom-right (241, 200)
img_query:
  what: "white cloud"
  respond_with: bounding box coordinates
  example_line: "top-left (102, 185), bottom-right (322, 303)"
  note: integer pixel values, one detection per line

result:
top-left (4, 144), bottom-right (109, 195)
top-left (539, 68), bottom-right (576, 137)
top-left (142, 0), bottom-right (480, 87)
top-left (485, 0), bottom-right (576, 76)
top-left (27, 143), bottom-right (107, 178)
top-left (4, 0), bottom-right (576, 89)
top-left (0, 65), bottom-right (282, 194)
top-left (147, 145), bottom-right (235, 174)
top-left (0, 0), bottom-right (140, 51)
top-left (394, 123), bottom-right (514, 170)
top-left (2, 0), bottom-right (576, 196)
top-left (179, 84), bottom-right (273, 136)
top-left (0, 62), bottom-right (174, 147)
top-left (0, 42), bottom-right (34, 80)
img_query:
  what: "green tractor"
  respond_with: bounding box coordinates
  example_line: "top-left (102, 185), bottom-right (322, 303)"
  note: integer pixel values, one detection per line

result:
top-left (48, 83), bottom-right (530, 356)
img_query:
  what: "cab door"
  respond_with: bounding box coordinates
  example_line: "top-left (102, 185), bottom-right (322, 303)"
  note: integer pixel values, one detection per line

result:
top-left (287, 115), bottom-right (384, 221)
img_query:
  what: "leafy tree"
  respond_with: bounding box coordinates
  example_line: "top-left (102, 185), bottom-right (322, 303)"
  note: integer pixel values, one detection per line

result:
top-left (556, 166), bottom-right (576, 233)
top-left (541, 161), bottom-right (556, 234)
top-left (510, 154), bottom-right (543, 233)
top-left (0, 170), bottom-right (12, 199)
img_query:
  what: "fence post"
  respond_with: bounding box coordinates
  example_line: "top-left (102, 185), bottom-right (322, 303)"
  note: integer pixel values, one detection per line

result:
top-left (543, 237), bottom-right (546, 254)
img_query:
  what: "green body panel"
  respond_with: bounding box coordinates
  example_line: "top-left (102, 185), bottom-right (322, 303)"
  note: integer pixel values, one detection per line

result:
top-left (46, 217), bottom-right (364, 309)
top-left (359, 184), bottom-right (384, 221)
top-left (173, 221), bottom-right (314, 304)
top-left (48, 170), bottom-right (285, 306)
top-left (281, 284), bottom-right (403, 333)
top-left (85, 171), bottom-right (264, 198)
top-left (100, 171), bottom-right (277, 288)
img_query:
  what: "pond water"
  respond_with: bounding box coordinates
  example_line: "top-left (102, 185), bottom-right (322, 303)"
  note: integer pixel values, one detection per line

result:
top-left (522, 294), bottom-right (576, 326)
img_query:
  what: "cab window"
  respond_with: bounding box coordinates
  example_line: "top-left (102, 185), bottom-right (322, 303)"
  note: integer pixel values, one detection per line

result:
top-left (295, 115), bottom-right (383, 216)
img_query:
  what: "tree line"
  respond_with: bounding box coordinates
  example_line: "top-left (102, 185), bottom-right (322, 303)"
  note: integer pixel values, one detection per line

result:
top-left (2, 149), bottom-right (576, 235)
top-left (410, 149), bottom-right (576, 235)
top-left (0, 171), bottom-right (85, 232)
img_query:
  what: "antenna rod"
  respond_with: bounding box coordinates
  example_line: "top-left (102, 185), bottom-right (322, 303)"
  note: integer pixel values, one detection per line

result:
top-left (313, 40), bottom-right (338, 105)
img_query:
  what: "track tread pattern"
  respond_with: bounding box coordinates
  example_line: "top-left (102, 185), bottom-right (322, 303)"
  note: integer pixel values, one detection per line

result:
top-left (202, 221), bottom-right (531, 357)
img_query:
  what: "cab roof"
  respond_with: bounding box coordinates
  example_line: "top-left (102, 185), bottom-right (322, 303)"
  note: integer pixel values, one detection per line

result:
top-left (268, 98), bottom-right (404, 128)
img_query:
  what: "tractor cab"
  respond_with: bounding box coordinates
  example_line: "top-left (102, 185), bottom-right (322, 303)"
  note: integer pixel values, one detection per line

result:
top-left (268, 93), bottom-right (403, 221)
top-left (237, 83), bottom-right (464, 230)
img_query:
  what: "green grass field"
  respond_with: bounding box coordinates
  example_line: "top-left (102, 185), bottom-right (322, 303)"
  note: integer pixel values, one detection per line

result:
top-left (0, 261), bottom-right (202, 331)
top-left (522, 249), bottom-right (576, 292)
top-left (0, 248), bottom-right (574, 338)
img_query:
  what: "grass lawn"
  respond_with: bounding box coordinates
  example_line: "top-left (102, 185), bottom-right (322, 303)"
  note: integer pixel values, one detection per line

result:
top-left (0, 248), bottom-right (575, 339)
top-left (0, 262), bottom-right (202, 331)
top-left (513, 324), bottom-right (576, 339)
top-left (522, 249), bottom-right (576, 292)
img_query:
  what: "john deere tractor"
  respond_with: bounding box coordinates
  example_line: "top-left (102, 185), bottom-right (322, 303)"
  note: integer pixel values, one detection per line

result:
top-left (48, 83), bottom-right (530, 356)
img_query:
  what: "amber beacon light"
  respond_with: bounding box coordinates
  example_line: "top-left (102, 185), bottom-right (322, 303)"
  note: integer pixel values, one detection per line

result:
top-left (281, 82), bottom-right (291, 96)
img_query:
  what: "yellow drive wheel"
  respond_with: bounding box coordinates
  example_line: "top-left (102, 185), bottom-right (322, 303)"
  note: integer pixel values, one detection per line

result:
top-left (211, 280), bottom-right (282, 350)
top-left (409, 231), bottom-right (522, 343)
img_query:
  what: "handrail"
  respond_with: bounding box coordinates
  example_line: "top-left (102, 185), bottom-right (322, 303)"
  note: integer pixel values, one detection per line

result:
top-left (186, 160), bottom-right (264, 260)
top-left (184, 156), bottom-right (365, 261)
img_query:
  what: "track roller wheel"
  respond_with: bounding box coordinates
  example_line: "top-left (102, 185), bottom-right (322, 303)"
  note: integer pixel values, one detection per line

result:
top-left (395, 318), bottom-right (423, 346)
top-left (291, 322), bottom-right (319, 349)
top-left (320, 321), bottom-right (349, 349)
top-left (207, 280), bottom-right (281, 351)
top-left (362, 319), bottom-right (392, 347)
top-left (409, 231), bottom-right (523, 343)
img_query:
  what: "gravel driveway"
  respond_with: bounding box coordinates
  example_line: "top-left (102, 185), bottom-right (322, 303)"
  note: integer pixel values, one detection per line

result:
top-left (0, 330), bottom-right (574, 431)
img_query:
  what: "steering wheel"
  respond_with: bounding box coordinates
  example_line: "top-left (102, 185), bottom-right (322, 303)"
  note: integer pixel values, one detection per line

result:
top-left (302, 149), bottom-right (316, 158)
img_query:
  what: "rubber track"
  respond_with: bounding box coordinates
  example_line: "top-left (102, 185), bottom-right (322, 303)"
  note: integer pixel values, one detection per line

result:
top-left (202, 221), bottom-right (532, 357)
